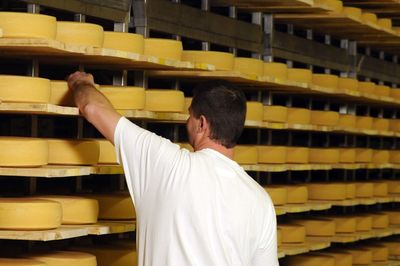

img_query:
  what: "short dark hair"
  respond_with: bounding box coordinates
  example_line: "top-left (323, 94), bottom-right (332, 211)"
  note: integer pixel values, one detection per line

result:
top-left (191, 80), bottom-right (246, 148)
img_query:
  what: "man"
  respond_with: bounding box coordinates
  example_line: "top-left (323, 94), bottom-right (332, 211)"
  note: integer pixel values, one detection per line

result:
top-left (68, 71), bottom-right (278, 266)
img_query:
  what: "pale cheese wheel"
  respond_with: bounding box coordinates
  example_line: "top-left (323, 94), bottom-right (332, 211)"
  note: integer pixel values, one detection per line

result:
top-left (312, 74), bottom-right (339, 90)
top-left (103, 31), bottom-right (144, 54)
top-left (338, 114), bottom-right (356, 128)
top-left (145, 89), bottom-right (184, 112)
top-left (316, 250), bottom-right (352, 266)
top-left (374, 85), bottom-right (391, 97)
top-left (361, 12), bottom-right (378, 25)
top-left (34, 195), bottom-right (98, 224)
top-left (390, 88), bottom-right (400, 100)
top-left (0, 258), bottom-right (46, 266)
top-left (95, 139), bottom-right (117, 164)
top-left (378, 18), bottom-right (392, 30)
top-left (346, 183), bottom-right (356, 199)
top-left (371, 213), bottom-right (389, 228)
top-left (263, 106), bottom-right (287, 123)
top-left (387, 180), bottom-right (400, 193)
top-left (287, 108), bottom-right (311, 124)
top-left (264, 186), bottom-right (287, 206)
top-left (263, 62), bottom-right (287, 80)
top-left (0, 137), bottom-right (48, 167)
top-left (246, 102), bottom-right (263, 122)
top-left (307, 183), bottom-right (347, 200)
top-left (233, 57), bottom-right (264, 77)
top-left (339, 148), bottom-right (356, 163)
top-left (0, 75), bottom-right (51, 103)
top-left (286, 147), bottom-right (309, 163)
top-left (99, 86), bottom-right (145, 110)
top-left (0, 198), bottom-right (61, 230)
top-left (50, 80), bottom-right (74, 106)
top-left (382, 211), bottom-right (400, 225)
top-left (287, 68), bottom-right (312, 84)
top-left (286, 185), bottom-right (308, 204)
top-left (342, 7), bottom-right (362, 20)
top-left (326, 216), bottom-right (356, 233)
top-left (363, 245), bottom-right (389, 262)
top-left (347, 248), bottom-right (372, 265)
top-left (372, 118), bottom-right (390, 131)
top-left (277, 228), bottom-right (282, 247)
top-left (381, 241), bottom-right (400, 256)
top-left (372, 181), bottom-right (388, 197)
top-left (355, 148), bottom-right (373, 163)
top-left (181, 97), bottom-right (192, 114)
top-left (389, 151), bottom-right (400, 163)
top-left (284, 254), bottom-right (335, 266)
top-left (257, 146), bottom-right (286, 164)
top-left (144, 38), bottom-right (182, 61)
top-left (295, 218), bottom-right (336, 236)
top-left (310, 110), bottom-right (339, 126)
top-left (354, 215), bottom-right (372, 231)
top-left (355, 182), bottom-right (374, 198)
top-left (56, 22), bottom-right (104, 47)
top-left (233, 145), bottom-right (258, 164)
top-left (86, 193), bottom-right (135, 220)
top-left (48, 139), bottom-right (100, 165)
top-left (309, 148), bottom-right (339, 164)
top-left (77, 243), bottom-right (137, 266)
top-left (389, 119), bottom-right (400, 132)
top-left (358, 81), bottom-right (376, 94)
top-left (278, 223), bottom-right (306, 243)
top-left (0, 12), bottom-right (56, 39)
top-left (181, 51), bottom-right (234, 70)
top-left (356, 116), bottom-right (373, 130)
top-left (372, 150), bottom-right (390, 164)
top-left (28, 251), bottom-right (97, 266)
top-left (338, 77), bottom-right (358, 91)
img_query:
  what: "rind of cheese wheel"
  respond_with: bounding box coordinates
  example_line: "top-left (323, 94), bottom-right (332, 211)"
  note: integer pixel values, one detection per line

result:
top-left (390, 88), bottom-right (400, 100)
top-left (312, 74), bottom-right (339, 90)
top-left (361, 12), bottom-right (378, 24)
top-left (372, 118), bottom-right (390, 131)
top-left (34, 195), bottom-right (98, 224)
top-left (356, 116), bottom-right (373, 130)
top-left (310, 110), bottom-right (339, 126)
top-left (50, 80), bottom-right (74, 106)
top-left (0, 75), bottom-right (51, 103)
top-left (378, 18), bottom-right (392, 30)
top-left (27, 251), bottom-right (97, 266)
top-left (381, 241), bottom-right (400, 256)
top-left (144, 89), bottom-right (184, 112)
top-left (387, 180), bottom-right (400, 193)
top-left (56, 22), bottom-right (103, 47)
top-left (325, 216), bottom-right (356, 233)
top-left (354, 215), bottom-right (373, 231)
top-left (362, 244), bottom-right (389, 262)
top-left (0, 198), bottom-right (61, 230)
top-left (99, 86), bottom-right (145, 110)
top-left (338, 114), bottom-right (356, 128)
top-left (85, 193), bottom-right (135, 220)
top-left (287, 107), bottom-right (311, 124)
top-left (47, 139), bottom-right (100, 165)
top-left (307, 183), bottom-right (346, 200)
top-left (181, 51), bottom-right (234, 70)
top-left (342, 7), bottom-right (362, 20)
top-left (95, 139), bottom-right (117, 164)
top-left (284, 254), bottom-right (335, 266)
top-left (246, 102), bottom-right (263, 122)
top-left (355, 182), bottom-right (374, 198)
top-left (309, 148), bottom-right (339, 164)
top-left (263, 105), bottom-right (287, 123)
top-left (286, 185), bottom-right (308, 204)
top-left (316, 250), bottom-right (352, 266)
top-left (287, 68), bottom-right (312, 84)
top-left (264, 185), bottom-right (287, 206)
top-left (347, 248), bottom-right (373, 265)
top-left (233, 145), bottom-right (258, 164)
top-left (181, 97), bottom-right (192, 114)
top-left (390, 119), bottom-right (400, 132)
top-left (338, 77), bottom-right (358, 91)
top-left (263, 62), bottom-right (287, 80)
top-left (372, 150), bottom-right (390, 164)
top-left (339, 148), bottom-right (356, 163)
top-left (358, 81), bottom-right (376, 94)
top-left (0, 12), bottom-right (56, 39)
top-left (0, 137), bottom-right (48, 167)
top-left (371, 213), bottom-right (389, 228)
top-left (233, 57), bottom-right (264, 77)
top-left (372, 181), bottom-right (388, 197)
top-left (277, 228), bottom-right (282, 246)
top-left (375, 85), bottom-right (391, 97)
top-left (355, 148), bottom-right (373, 163)
top-left (314, 0), bottom-right (342, 13)
top-left (389, 150), bottom-right (400, 163)
top-left (286, 147), bottom-right (309, 163)
top-left (294, 218), bottom-right (336, 236)
top-left (257, 146), bottom-right (286, 164)
top-left (382, 211), bottom-right (400, 225)
top-left (144, 38), bottom-right (182, 61)
top-left (0, 258), bottom-right (46, 266)
top-left (277, 224), bottom-right (306, 243)
top-left (346, 183), bottom-right (356, 199)
top-left (103, 31), bottom-right (144, 54)
top-left (76, 243), bottom-right (137, 266)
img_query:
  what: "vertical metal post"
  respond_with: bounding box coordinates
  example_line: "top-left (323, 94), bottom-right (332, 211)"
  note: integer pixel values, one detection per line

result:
top-left (201, 0), bottom-right (210, 51)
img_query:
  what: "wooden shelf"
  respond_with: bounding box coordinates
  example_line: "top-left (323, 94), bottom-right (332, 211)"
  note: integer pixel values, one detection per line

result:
top-left (278, 238), bottom-right (331, 258)
top-left (0, 102), bottom-right (78, 116)
top-left (275, 202), bottom-right (332, 216)
top-left (342, 0), bottom-right (400, 25)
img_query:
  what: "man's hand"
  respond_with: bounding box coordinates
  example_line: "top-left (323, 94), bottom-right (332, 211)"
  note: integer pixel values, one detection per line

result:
top-left (67, 71), bottom-right (95, 91)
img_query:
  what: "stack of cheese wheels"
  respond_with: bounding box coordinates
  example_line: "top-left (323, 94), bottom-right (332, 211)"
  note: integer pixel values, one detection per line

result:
top-left (257, 146), bottom-right (286, 164)
top-left (0, 198), bottom-right (61, 230)
top-left (0, 75), bottom-right (51, 103)
top-left (356, 116), bottom-right (373, 130)
top-left (286, 185), bottom-right (308, 204)
top-left (372, 181), bottom-right (388, 197)
top-left (361, 244), bottom-right (389, 262)
top-left (102, 32), bottom-right (144, 54)
top-left (381, 240), bottom-right (400, 256)
top-left (95, 139), bottom-right (117, 164)
top-left (47, 139), bottom-right (100, 165)
top-left (378, 18), bottom-right (392, 31)
top-left (284, 254), bottom-right (335, 266)
top-left (0, 12), bottom-right (57, 39)
top-left (371, 213), bottom-right (389, 228)
top-left (309, 148), bottom-right (340, 164)
top-left (342, 7), bottom-right (363, 21)
top-left (294, 218), bottom-right (336, 236)
top-left (316, 250), bottom-right (352, 266)
top-left (286, 147), bottom-right (309, 163)
top-left (263, 62), bottom-right (288, 80)
top-left (354, 214), bottom-right (373, 231)
top-left (144, 38), bottom-right (183, 61)
top-left (338, 114), bottom-right (356, 129)
top-left (0, 137), bottom-right (48, 167)
top-left (307, 183), bottom-right (347, 200)
top-left (387, 180), bottom-right (400, 194)
top-left (144, 89), bottom-right (184, 112)
top-left (246, 102), bottom-right (263, 122)
top-left (338, 77), bottom-right (358, 92)
top-left (263, 105), bottom-right (287, 123)
top-left (181, 97), bottom-right (192, 114)
top-left (312, 74), bottom-right (339, 90)
top-left (325, 216), bottom-right (357, 233)
top-left (34, 195), bottom-right (98, 224)
top-left (233, 145), bottom-right (258, 164)
top-left (310, 110), bottom-right (339, 126)
top-left (181, 51), bottom-right (234, 70)
top-left (389, 150), bottom-right (400, 163)
top-left (287, 107), bottom-right (311, 124)
top-left (390, 119), bottom-right (400, 132)
top-left (233, 57), bottom-right (263, 77)
top-left (358, 81), bottom-right (376, 94)
top-left (85, 193), bottom-right (135, 220)
top-left (390, 88), bottom-right (400, 100)
top-left (339, 148), bottom-right (356, 163)
top-left (372, 118), bottom-right (390, 131)
top-left (361, 12), bottom-right (378, 25)
top-left (346, 183), bottom-right (356, 199)
top-left (355, 182), bottom-right (374, 198)
top-left (27, 251), bottom-right (97, 266)
top-left (372, 150), bottom-right (390, 164)
top-left (287, 68), bottom-right (312, 84)
top-left (99, 86), bottom-right (145, 110)
top-left (355, 148), bottom-right (373, 163)
top-left (49, 80), bottom-right (74, 106)
top-left (0, 258), bottom-right (46, 266)
top-left (375, 85), bottom-right (391, 97)
top-left (346, 248), bottom-right (372, 265)
top-left (56, 21), bottom-right (104, 47)
top-left (382, 210), bottom-right (400, 225)
top-left (77, 242), bottom-right (137, 266)
top-left (278, 223), bottom-right (306, 243)
top-left (264, 185), bottom-right (287, 206)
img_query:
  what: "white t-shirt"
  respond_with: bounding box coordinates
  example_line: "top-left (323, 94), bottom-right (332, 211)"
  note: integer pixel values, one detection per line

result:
top-left (114, 117), bottom-right (278, 266)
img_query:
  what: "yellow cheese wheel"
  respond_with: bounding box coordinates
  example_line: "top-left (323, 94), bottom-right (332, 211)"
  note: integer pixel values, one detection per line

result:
top-left (375, 85), bottom-right (391, 97)
top-left (346, 183), bottom-right (356, 199)
top-left (182, 97), bottom-right (192, 114)
top-left (278, 223), bottom-right (306, 243)
top-left (382, 211), bottom-right (400, 225)
top-left (0, 75), bottom-right (51, 103)
top-left (372, 118), bottom-right (390, 131)
top-left (354, 215), bottom-right (373, 231)
top-left (287, 108), bottom-right (311, 124)
top-left (361, 12), bottom-right (378, 24)
top-left (312, 74), bottom-right (339, 90)
top-left (378, 18), bottom-right (392, 30)
top-left (246, 102), bottom-right (263, 122)
top-left (177, 142), bottom-right (194, 152)
top-left (49, 80), bottom-right (74, 106)
top-left (263, 62), bottom-right (288, 80)
top-left (389, 119), bottom-right (400, 132)
top-left (295, 218), bottom-right (336, 236)
top-left (307, 183), bottom-right (347, 200)
top-left (277, 228), bottom-right (282, 247)
top-left (342, 7), bottom-right (362, 20)
top-left (390, 88), bottom-right (400, 100)
top-left (389, 151), bottom-right (400, 163)
top-left (28, 251), bottom-right (97, 266)
top-left (355, 148), bottom-right (373, 163)
top-left (316, 250), bottom-right (352, 266)
top-left (0, 137), bottom-right (48, 167)
top-left (363, 245), bottom-right (389, 262)
top-left (48, 139), bottom-right (100, 165)
top-left (233, 57), bottom-right (264, 77)
top-left (144, 38), bottom-right (182, 61)
top-left (77, 243), bottom-right (137, 266)
top-left (355, 182), bottom-right (374, 198)
top-left (0, 258), bottom-right (46, 266)
top-left (257, 146), bottom-right (286, 164)
top-left (263, 106), bottom-right (287, 123)
top-left (181, 51), bottom-right (234, 70)
top-left (0, 198), bottom-right (61, 230)
top-left (286, 147), bottom-right (309, 163)
top-left (99, 86), bottom-right (145, 110)
top-left (338, 77), bottom-right (358, 91)
top-left (372, 181), bottom-right (388, 197)
top-left (339, 148), bottom-right (356, 163)
top-left (358, 81), bottom-right (376, 94)
top-left (310, 110), bottom-right (339, 126)
top-left (56, 22), bottom-right (103, 47)
top-left (309, 148), bottom-right (339, 164)
top-left (326, 216), bottom-right (357, 233)
top-left (34, 195), bottom-right (98, 225)
top-left (103, 31), bottom-right (144, 54)
top-left (144, 89), bottom-right (184, 112)
top-left (338, 114), bottom-right (356, 128)
top-left (86, 193), bottom-right (135, 220)
top-left (381, 241), bottom-right (400, 256)
top-left (95, 139), bottom-right (117, 164)
top-left (356, 116), bottom-right (373, 130)
top-left (347, 248), bottom-right (372, 265)
top-left (387, 180), bottom-right (400, 193)
top-left (314, 0), bottom-right (343, 12)
top-left (285, 254), bottom-right (335, 266)
top-left (233, 145), bottom-right (258, 164)
top-left (372, 150), bottom-right (390, 164)
top-left (371, 213), bottom-right (389, 229)
top-left (264, 186), bottom-right (287, 206)
top-left (0, 12), bottom-right (56, 39)
top-left (286, 185), bottom-right (308, 204)
top-left (287, 68), bottom-right (312, 84)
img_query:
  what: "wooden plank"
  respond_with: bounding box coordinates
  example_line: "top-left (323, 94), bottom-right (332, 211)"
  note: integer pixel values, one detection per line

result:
top-left (91, 165), bottom-right (124, 175)
top-left (0, 103), bottom-right (78, 116)
top-left (0, 165), bottom-right (91, 178)
top-left (84, 221), bottom-right (135, 235)
top-left (0, 226), bottom-right (88, 241)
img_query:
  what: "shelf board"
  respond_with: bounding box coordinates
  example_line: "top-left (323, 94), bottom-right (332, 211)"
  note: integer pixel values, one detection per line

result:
top-left (0, 102), bottom-right (78, 116)
top-left (0, 165), bottom-right (91, 178)
top-left (90, 165), bottom-right (123, 175)
top-left (81, 220), bottom-right (135, 235)
top-left (279, 239), bottom-right (330, 258)
top-left (342, 0), bottom-right (400, 24)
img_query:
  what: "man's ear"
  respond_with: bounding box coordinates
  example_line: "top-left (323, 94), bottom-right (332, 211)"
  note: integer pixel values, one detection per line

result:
top-left (199, 115), bottom-right (209, 133)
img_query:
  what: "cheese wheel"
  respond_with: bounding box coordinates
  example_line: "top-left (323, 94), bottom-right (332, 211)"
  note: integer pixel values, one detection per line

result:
top-left (346, 183), bottom-right (356, 199)
top-left (0, 258), bottom-right (46, 266)
top-left (342, 7), bottom-right (362, 20)
top-left (362, 245), bottom-right (389, 262)
top-left (263, 62), bottom-right (287, 80)
top-left (28, 251), bottom-right (97, 266)
top-left (277, 228), bottom-right (282, 247)
top-left (372, 118), bottom-right (390, 131)
top-left (338, 114), bottom-right (356, 128)
top-left (34, 195), bottom-right (98, 224)
top-left (372, 181), bottom-right (388, 197)
top-left (387, 180), bottom-right (400, 193)
top-left (309, 148), bottom-right (339, 164)
top-left (263, 106), bottom-right (287, 123)
top-left (284, 254), bottom-right (335, 266)
top-left (378, 18), bottom-right (392, 30)
top-left (278, 224), bottom-right (306, 243)
top-left (0, 75), bottom-right (51, 103)
top-left (77, 243), bottom-right (137, 266)
top-left (287, 68), bottom-right (312, 84)
top-left (233, 145), bottom-right (258, 164)
top-left (144, 89), bottom-right (184, 112)
top-left (374, 85), bottom-right (391, 97)
top-left (371, 213), bottom-right (389, 228)
top-left (295, 218), bottom-right (336, 236)
top-left (326, 216), bottom-right (357, 233)
top-left (95, 139), bottom-right (117, 164)
top-left (389, 151), bottom-right (400, 163)
top-left (103, 31), bottom-right (144, 54)
top-left (355, 182), bottom-right (374, 198)
top-left (382, 211), bottom-right (400, 225)
top-left (0, 198), bottom-right (61, 230)
top-left (264, 186), bottom-right (287, 206)
top-left (310, 110), bottom-right (339, 126)
top-left (49, 80), bottom-right (74, 106)
top-left (372, 150), bottom-right (390, 164)
top-left (182, 97), bottom-right (192, 114)
top-left (181, 51), bottom-right (234, 70)
top-left (287, 108), bottom-right (311, 124)
top-left (86, 193), bottom-right (135, 220)
top-left (307, 183), bottom-right (346, 200)
top-left (312, 74), bottom-right (339, 90)
top-left (286, 185), bottom-right (308, 204)
top-left (358, 81), bottom-right (376, 94)
top-left (390, 119), bottom-right (400, 132)
top-left (316, 250), bottom-right (352, 266)
top-left (257, 146), bottom-right (286, 164)
top-left (99, 86), bottom-right (145, 110)
top-left (381, 241), bottom-right (400, 256)
top-left (177, 142), bottom-right (194, 152)
top-left (246, 102), bottom-right (263, 122)
top-left (361, 12), bottom-right (378, 25)
top-left (356, 116), bottom-right (373, 130)
top-left (0, 137), bottom-right (48, 167)
top-left (48, 139), bottom-right (100, 165)
top-left (339, 148), bottom-right (356, 163)
top-left (338, 77), bottom-right (358, 91)
top-left (56, 22), bottom-right (103, 47)
top-left (354, 215), bottom-right (372, 231)
top-left (144, 38), bottom-right (182, 61)
top-left (0, 12), bottom-right (56, 39)
top-left (347, 248), bottom-right (372, 265)
top-left (233, 57), bottom-right (264, 77)
top-left (314, 0), bottom-right (343, 12)
top-left (390, 88), bottom-right (400, 100)
top-left (286, 147), bottom-right (309, 163)
top-left (355, 148), bottom-right (373, 163)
